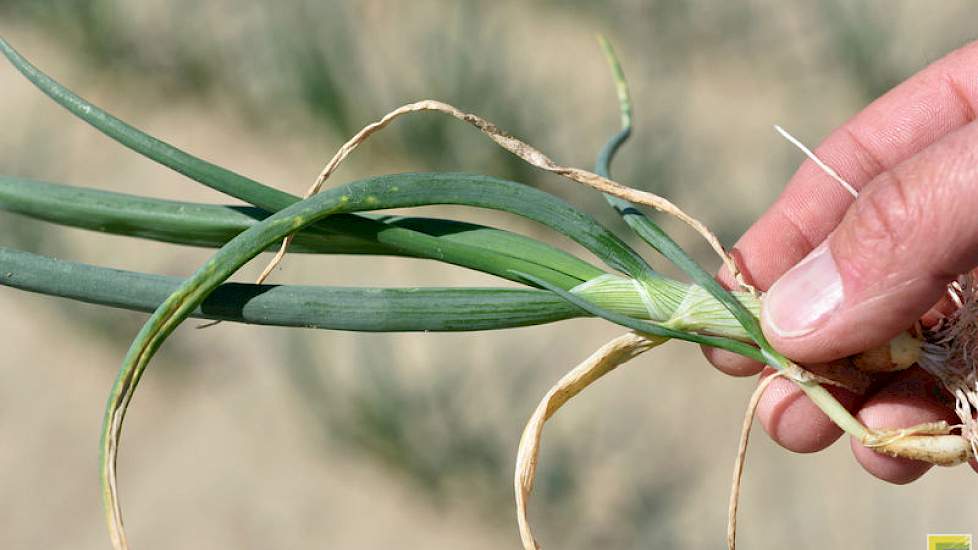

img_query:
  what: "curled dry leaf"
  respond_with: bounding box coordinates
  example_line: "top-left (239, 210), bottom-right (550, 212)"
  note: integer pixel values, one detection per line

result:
top-left (514, 332), bottom-right (666, 550)
top-left (257, 100), bottom-right (751, 294)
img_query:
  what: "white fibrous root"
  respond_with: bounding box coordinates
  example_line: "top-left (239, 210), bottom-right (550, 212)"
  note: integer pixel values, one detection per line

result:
top-left (918, 273), bottom-right (978, 460)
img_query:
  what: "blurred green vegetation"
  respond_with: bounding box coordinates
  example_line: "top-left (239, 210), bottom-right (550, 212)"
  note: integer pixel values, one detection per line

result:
top-left (0, 1), bottom-right (545, 184)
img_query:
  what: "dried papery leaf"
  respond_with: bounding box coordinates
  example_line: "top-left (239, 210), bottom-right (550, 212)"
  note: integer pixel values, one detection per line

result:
top-left (514, 332), bottom-right (666, 550)
top-left (256, 101), bottom-right (445, 283)
top-left (727, 371), bottom-right (783, 550)
top-left (257, 100), bottom-right (745, 288)
top-left (774, 125), bottom-right (858, 198)
top-left (874, 434), bottom-right (973, 465)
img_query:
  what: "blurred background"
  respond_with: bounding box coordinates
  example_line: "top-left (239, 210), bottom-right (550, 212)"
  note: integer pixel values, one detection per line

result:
top-left (0, 1), bottom-right (976, 548)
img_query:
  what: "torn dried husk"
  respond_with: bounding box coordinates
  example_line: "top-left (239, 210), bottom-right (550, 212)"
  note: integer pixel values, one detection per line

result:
top-left (878, 436), bottom-right (972, 466)
top-left (862, 421), bottom-right (972, 466)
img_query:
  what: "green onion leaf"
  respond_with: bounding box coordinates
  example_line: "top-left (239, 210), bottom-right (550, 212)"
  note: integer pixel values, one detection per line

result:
top-left (596, 37), bottom-right (783, 364)
top-left (0, 247), bottom-right (581, 331)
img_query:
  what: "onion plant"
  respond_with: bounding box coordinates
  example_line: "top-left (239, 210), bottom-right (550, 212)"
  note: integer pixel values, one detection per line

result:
top-left (0, 35), bottom-right (973, 550)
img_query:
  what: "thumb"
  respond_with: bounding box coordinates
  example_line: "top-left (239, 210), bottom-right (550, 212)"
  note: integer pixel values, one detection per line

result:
top-left (761, 122), bottom-right (978, 363)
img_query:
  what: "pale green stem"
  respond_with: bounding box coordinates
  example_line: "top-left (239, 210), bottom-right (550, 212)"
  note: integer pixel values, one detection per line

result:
top-left (572, 274), bottom-right (759, 341)
top-left (797, 381), bottom-right (870, 440)
top-left (576, 274), bottom-right (871, 440)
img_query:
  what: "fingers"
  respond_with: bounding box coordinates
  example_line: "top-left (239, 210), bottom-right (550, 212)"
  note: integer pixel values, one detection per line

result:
top-left (740, 38), bottom-right (978, 290)
top-left (704, 40), bottom-right (978, 374)
top-left (755, 367), bottom-right (961, 484)
top-left (698, 42), bottom-right (978, 483)
top-left (848, 368), bottom-right (960, 484)
top-left (755, 368), bottom-right (862, 453)
top-left (763, 120), bottom-right (978, 362)
top-left (701, 346), bottom-right (765, 377)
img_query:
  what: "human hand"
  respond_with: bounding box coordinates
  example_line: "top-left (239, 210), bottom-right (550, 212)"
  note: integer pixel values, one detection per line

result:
top-left (704, 41), bottom-right (978, 483)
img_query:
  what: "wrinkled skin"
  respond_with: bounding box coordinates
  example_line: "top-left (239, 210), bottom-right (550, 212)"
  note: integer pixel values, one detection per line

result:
top-left (704, 40), bottom-right (978, 483)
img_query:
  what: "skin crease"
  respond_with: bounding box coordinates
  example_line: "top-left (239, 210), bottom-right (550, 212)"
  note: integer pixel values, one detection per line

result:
top-left (703, 40), bottom-right (978, 482)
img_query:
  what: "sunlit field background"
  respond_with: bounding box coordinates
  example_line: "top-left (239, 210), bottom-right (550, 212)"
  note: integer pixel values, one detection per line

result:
top-left (1, 2), bottom-right (976, 548)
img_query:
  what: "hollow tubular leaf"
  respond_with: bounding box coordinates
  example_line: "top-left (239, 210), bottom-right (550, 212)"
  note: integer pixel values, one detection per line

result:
top-left (0, 176), bottom-right (603, 289)
top-left (0, 247), bottom-right (583, 331)
top-left (0, 36), bottom-right (293, 208)
top-left (594, 39), bottom-right (875, 445)
top-left (595, 37), bottom-right (784, 365)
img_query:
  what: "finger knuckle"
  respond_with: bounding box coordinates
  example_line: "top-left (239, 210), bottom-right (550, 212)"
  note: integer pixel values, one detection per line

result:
top-left (845, 170), bottom-right (920, 266)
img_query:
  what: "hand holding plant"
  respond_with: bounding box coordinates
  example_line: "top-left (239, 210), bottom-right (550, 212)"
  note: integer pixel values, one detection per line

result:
top-left (705, 40), bottom-right (978, 484)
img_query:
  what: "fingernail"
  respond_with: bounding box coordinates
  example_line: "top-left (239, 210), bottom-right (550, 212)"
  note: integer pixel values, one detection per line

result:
top-left (763, 242), bottom-right (843, 338)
